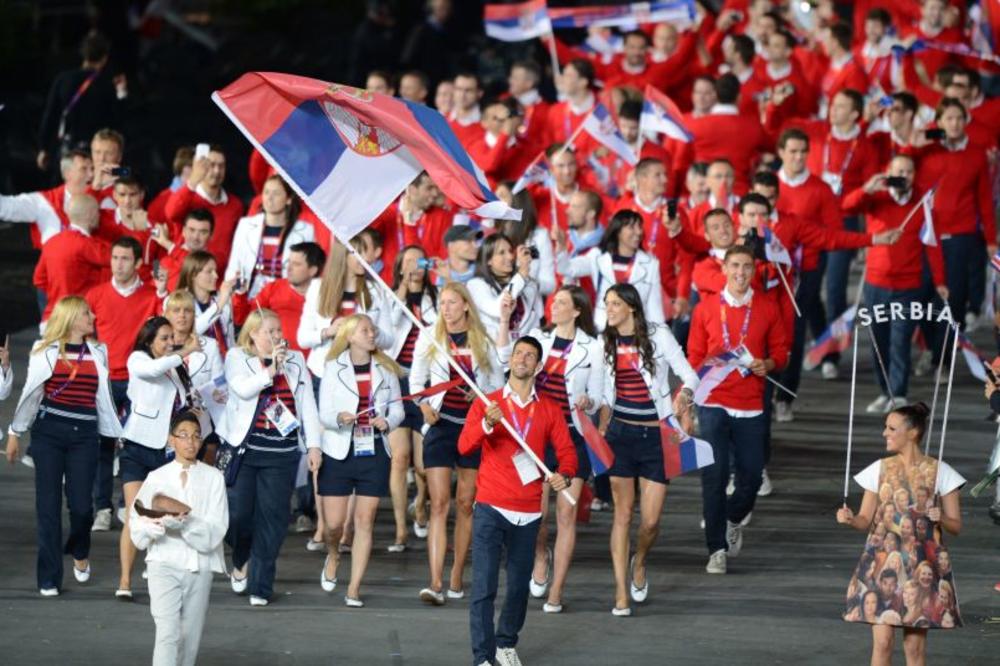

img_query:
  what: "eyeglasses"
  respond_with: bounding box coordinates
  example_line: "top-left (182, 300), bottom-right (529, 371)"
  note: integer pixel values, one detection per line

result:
top-left (171, 432), bottom-right (202, 442)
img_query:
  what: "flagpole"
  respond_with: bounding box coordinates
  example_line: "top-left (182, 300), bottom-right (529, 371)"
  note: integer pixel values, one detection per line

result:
top-left (774, 264), bottom-right (802, 317)
top-left (843, 326), bottom-right (860, 505)
top-left (932, 323), bottom-right (960, 498)
top-left (553, 110), bottom-right (591, 160)
top-left (763, 374), bottom-right (797, 399)
top-left (895, 188), bottom-right (934, 234)
top-left (342, 242), bottom-right (576, 506)
top-left (865, 325), bottom-right (895, 405)
top-left (923, 322), bottom-right (951, 455)
top-left (545, 32), bottom-right (562, 81)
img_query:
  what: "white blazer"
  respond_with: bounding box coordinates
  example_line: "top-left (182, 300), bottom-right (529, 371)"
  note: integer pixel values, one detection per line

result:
top-left (601, 323), bottom-right (699, 420)
top-left (408, 328), bottom-right (505, 413)
top-left (0, 365), bottom-right (12, 401)
top-left (216, 347), bottom-right (321, 450)
top-left (527, 226), bottom-right (556, 296)
top-left (556, 248), bottom-right (665, 330)
top-left (297, 277), bottom-right (395, 377)
top-left (387, 291), bottom-right (438, 360)
top-left (466, 273), bottom-right (543, 340)
top-left (123, 352), bottom-right (188, 449)
top-left (317, 352), bottom-right (404, 459)
top-left (224, 214), bottom-right (315, 298)
top-left (192, 296), bottom-right (235, 349)
top-left (498, 326), bottom-right (604, 435)
top-left (10, 340), bottom-right (122, 438)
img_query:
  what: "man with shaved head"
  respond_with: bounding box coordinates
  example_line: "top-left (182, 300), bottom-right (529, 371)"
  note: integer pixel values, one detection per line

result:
top-left (33, 193), bottom-right (111, 326)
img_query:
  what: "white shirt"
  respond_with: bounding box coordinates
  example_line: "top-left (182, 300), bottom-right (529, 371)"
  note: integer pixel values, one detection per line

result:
top-left (709, 103), bottom-right (739, 116)
top-left (111, 276), bottom-right (143, 298)
top-left (129, 460), bottom-right (229, 574)
top-left (854, 459), bottom-right (965, 496)
top-left (778, 167), bottom-right (809, 188)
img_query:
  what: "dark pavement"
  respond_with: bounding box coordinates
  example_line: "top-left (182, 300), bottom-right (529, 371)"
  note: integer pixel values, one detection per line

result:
top-left (1, 318), bottom-right (999, 665)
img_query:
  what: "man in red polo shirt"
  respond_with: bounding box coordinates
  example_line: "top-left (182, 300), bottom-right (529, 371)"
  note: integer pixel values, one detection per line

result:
top-left (688, 245), bottom-right (788, 575)
top-left (370, 171), bottom-right (454, 277)
top-left (85, 235), bottom-right (160, 530)
top-left (448, 72), bottom-right (485, 149)
top-left (459, 335), bottom-right (575, 666)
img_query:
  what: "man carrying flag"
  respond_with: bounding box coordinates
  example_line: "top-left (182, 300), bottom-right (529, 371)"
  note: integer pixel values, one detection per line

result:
top-left (687, 245), bottom-right (788, 575)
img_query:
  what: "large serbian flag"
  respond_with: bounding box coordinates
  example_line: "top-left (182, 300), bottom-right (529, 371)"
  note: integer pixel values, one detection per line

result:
top-left (213, 72), bottom-right (520, 241)
top-left (484, 0), bottom-right (552, 42)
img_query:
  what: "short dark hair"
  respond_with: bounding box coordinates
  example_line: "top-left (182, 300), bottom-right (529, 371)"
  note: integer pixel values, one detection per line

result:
top-left (703, 208), bottom-right (732, 228)
top-left (635, 157), bottom-right (665, 178)
top-left (170, 410), bottom-right (202, 436)
top-left (879, 568), bottom-right (898, 581)
top-left (454, 71), bottom-right (481, 88)
top-left (738, 192), bottom-right (772, 214)
top-left (715, 73), bottom-right (741, 105)
top-left (891, 91), bottom-right (918, 115)
top-left (566, 59), bottom-right (595, 88)
top-left (618, 99), bottom-right (642, 122)
top-left (752, 170), bottom-right (779, 190)
top-left (771, 29), bottom-right (796, 51)
top-left (81, 31), bottom-right (110, 63)
top-left (778, 127), bottom-right (810, 150)
top-left (114, 175), bottom-right (144, 191)
top-left (731, 34), bottom-right (756, 66)
top-left (185, 208), bottom-right (215, 232)
top-left (112, 236), bottom-right (143, 262)
top-left (578, 189), bottom-right (603, 217)
top-left (836, 88), bottom-right (865, 118)
top-left (400, 69), bottom-right (430, 91)
top-left (288, 241), bottom-right (326, 271)
top-left (513, 335), bottom-right (544, 361)
top-left (724, 244), bottom-right (755, 263)
top-left (866, 7), bottom-right (891, 26)
top-left (935, 96), bottom-right (968, 121)
top-left (829, 22), bottom-right (853, 51)
top-left (623, 29), bottom-right (649, 46)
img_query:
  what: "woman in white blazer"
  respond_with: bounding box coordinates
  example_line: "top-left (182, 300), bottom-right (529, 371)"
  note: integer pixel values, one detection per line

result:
top-left (314, 314), bottom-right (404, 606)
top-left (409, 282), bottom-right (504, 606)
top-left (224, 175), bottom-right (315, 298)
top-left (386, 245), bottom-right (439, 550)
top-left (297, 237), bottom-right (394, 381)
top-left (466, 232), bottom-right (543, 341)
top-left (5, 296), bottom-right (122, 596)
top-left (555, 209), bottom-right (666, 330)
top-left (175, 250), bottom-right (236, 352)
top-left (117, 316), bottom-right (204, 600)
top-left (218, 308), bottom-right (321, 607)
top-left (597, 283), bottom-right (698, 617)
top-left (494, 189), bottom-right (557, 297)
top-left (497, 285), bottom-right (605, 614)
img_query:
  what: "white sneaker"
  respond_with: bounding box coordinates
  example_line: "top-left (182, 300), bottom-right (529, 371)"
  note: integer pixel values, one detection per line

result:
top-left (495, 647), bottom-right (523, 666)
top-left (706, 549), bottom-right (727, 574)
top-left (20, 454), bottom-right (34, 469)
top-left (590, 498), bottom-right (609, 512)
top-left (914, 351), bottom-right (933, 377)
top-left (774, 401), bottom-right (794, 423)
top-left (320, 556), bottom-right (337, 592)
top-left (542, 602), bottom-right (563, 613)
top-left (39, 587), bottom-right (59, 597)
top-left (866, 395), bottom-right (889, 414)
top-left (419, 587), bottom-right (445, 606)
top-left (230, 571), bottom-right (248, 594)
top-left (413, 520), bottom-right (428, 539)
top-left (73, 563), bottom-right (91, 583)
top-left (757, 469), bottom-right (773, 497)
top-left (725, 473), bottom-right (735, 497)
top-left (965, 311), bottom-right (980, 333)
top-left (249, 595), bottom-right (268, 607)
top-left (885, 396), bottom-right (908, 413)
top-left (725, 521), bottom-right (743, 557)
top-left (740, 511), bottom-right (753, 527)
top-left (447, 588), bottom-right (465, 600)
top-left (821, 361), bottom-right (839, 380)
top-left (293, 515), bottom-right (315, 534)
top-left (91, 508), bottom-right (112, 532)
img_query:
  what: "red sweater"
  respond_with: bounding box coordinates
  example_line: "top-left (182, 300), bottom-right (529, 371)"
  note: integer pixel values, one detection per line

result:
top-left (85, 281), bottom-right (161, 380)
top-left (842, 187), bottom-right (946, 291)
top-left (686, 111), bottom-right (771, 193)
top-left (915, 141), bottom-right (996, 242)
top-left (253, 278), bottom-right (307, 353)
top-left (458, 389), bottom-right (577, 513)
top-left (33, 227), bottom-right (110, 321)
top-left (688, 291), bottom-right (789, 411)
top-left (164, 184), bottom-right (245, 272)
top-left (775, 173), bottom-right (845, 271)
top-left (466, 133), bottom-right (543, 188)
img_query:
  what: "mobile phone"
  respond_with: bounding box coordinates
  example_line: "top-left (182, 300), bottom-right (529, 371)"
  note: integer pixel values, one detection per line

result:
top-left (666, 198), bottom-right (678, 220)
top-left (885, 176), bottom-right (907, 189)
top-left (527, 245), bottom-right (540, 259)
top-left (110, 166), bottom-right (131, 177)
top-left (924, 128), bottom-right (945, 141)
top-left (195, 143), bottom-right (211, 160)
top-left (878, 96), bottom-right (894, 108)
top-left (731, 11), bottom-right (744, 21)
top-left (416, 258), bottom-right (434, 270)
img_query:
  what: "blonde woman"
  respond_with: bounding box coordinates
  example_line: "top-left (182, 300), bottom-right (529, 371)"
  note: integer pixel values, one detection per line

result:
top-left (5, 296), bottom-right (122, 596)
top-left (175, 250), bottom-right (236, 353)
top-left (217, 308), bottom-right (321, 607)
top-left (409, 282), bottom-right (504, 605)
top-left (314, 314), bottom-right (404, 606)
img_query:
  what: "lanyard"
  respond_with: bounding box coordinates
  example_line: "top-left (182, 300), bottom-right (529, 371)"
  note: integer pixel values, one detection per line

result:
top-left (720, 299), bottom-right (752, 351)
top-left (49, 345), bottom-right (87, 399)
top-left (537, 340), bottom-right (574, 388)
top-left (505, 397), bottom-right (536, 441)
top-left (612, 254), bottom-right (636, 284)
top-left (822, 135), bottom-right (858, 178)
top-left (58, 68), bottom-right (101, 139)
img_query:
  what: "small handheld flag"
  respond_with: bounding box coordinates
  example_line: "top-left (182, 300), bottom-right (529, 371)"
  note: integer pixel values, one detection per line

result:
top-left (548, 1), bottom-right (696, 30)
top-left (581, 102), bottom-right (638, 166)
top-left (805, 305), bottom-right (857, 369)
top-left (660, 414), bottom-right (714, 479)
top-left (575, 406), bottom-right (615, 475)
top-left (511, 150), bottom-right (552, 194)
top-left (641, 85), bottom-right (693, 143)
top-left (919, 188), bottom-right (937, 247)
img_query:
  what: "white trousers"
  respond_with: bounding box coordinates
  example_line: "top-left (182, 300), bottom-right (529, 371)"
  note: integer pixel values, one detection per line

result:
top-left (147, 562), bottom-right (214, 666)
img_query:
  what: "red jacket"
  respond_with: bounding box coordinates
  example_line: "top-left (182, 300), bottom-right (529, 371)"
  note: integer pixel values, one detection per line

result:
top-left (842, 187), bottom-right (946, 291)
top-left (686, 109), bottom-right (771, 193)
top-left (688, 290), bottom-right (789, 411)
top-left (370, 200), bottom-right (457, 273)
top-left (458, 388), bottom-right (577, 513)
top-left (776, 172), bottom-right (850, 271)
top-left (34, 227), bottom-right (110, 321)
top-left (916, 140), bottom-right (996, 242)
top-left (541, 98), bottom-right (594, 148)
top-left (164, 184), bottom-right (245, 273)
top-left (95, 210), bottom-right (163, 282)
top-left (86, 281), bottom-right (161, 380)
top-left (743, 60), bottom-right (817, 119)
top-left (253, 278), bottom-right (307, 353)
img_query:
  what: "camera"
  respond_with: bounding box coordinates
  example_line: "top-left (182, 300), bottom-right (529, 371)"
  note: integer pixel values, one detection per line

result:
top-left (416, 257), bottom-right (434, 270)
top-left (526, 245), bottom-right (540, 259)
top-left (666, 198), bottom-right (678, 220)
top-left (924, 128), bottom-right (945, 141)
top-left (885, 176), bottom-right (908, 190)
top-left (111, 166), bottom-right (131, 178)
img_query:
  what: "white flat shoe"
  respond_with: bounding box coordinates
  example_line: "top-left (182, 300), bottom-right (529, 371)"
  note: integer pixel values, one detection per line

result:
top-left (542, 602), bottom-right (563, 613)
top-left (321, 556), bottom-right (337, 593)
top-left (73, 563), bottom-right (91, 584)
top-left (344, 595), bottom-right (364, 608)
top-left (419, 587), bottom-right (445, 606)
top-left (413, 520), bottom-right (428, 539)
top-left (249, 595), bottom-right (268, 607)
top-left (611, 606), bottom-right (632, 617)
top-left (230, 571), bottom-right (248, 594)
top-left (629, 555), bottom-right (648, 603)
top-left (446, 588), bottom-right (465, 600)
top-left (115, 588), bottom-right (133, 601)
top-left (39, 588), bottom-right (59, 597)
top-left (386, 542), bottom-right (407, 553)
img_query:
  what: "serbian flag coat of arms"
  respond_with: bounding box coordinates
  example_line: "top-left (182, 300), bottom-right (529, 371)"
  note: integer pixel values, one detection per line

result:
top-left (212, 72), bottom-right (520, 241)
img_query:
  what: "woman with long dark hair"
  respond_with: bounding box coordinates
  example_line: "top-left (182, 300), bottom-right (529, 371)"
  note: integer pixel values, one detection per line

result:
top-left (467, 233), bottom-right (542, 340)
top-left (497, 284), bottom-right (604, 613)
top-left (116, 315), bottom-right (203, 600)
top-left (599, 283), bottom-right (698, 616)
top-left (225, 175), bottom-right (315, 298)
top-left (495, 183), bottom-right (556, 298)
top-left (555, 209), bottom-right (665, 330)
top-left (386, 245), bottom-right (439, 549)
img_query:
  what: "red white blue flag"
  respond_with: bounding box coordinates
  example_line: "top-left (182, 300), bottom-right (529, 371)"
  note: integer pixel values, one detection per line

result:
top-left (484, 0), bottom-right (552, 42)
top-left (549, 1), bottom-right (696, 30)
top-left (511, 150), bottom-right (552, 194)
top-left (581, 102), bottom-right (637, 166)
top-left (958, 332), bottom-right (988, 382)
top-left (805, 305), bottom-right (857, 368)
top-left (693, 349), bottom-right (745, 406)
top-left (575, 406), bottom-right (615, 475)
top-left (212, 73), bottom-right (520, 243)
top-left (641, 85), bottom-right (693, 142)
top-left (660, 414), bottom-right (714, 479)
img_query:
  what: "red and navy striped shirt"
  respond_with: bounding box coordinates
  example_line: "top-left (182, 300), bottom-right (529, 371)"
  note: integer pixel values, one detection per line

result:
top-left (256, 225), bottom-right (284, 279)
top-left (441, 331), bottom-right (473, 424)
top-left (396, 292), bottom-right (424, 369)
top-left (354, 363), bottom-right (372, 427)
top-left (537, 336), bottom-right (573, 424)
top-left (248, 372), bottom-right (299, 451)
top-left (42, 343), bottom-right (99, 417)
top-left (339, 291), bottom-right (357, 318)
top-left (613, 336), bottom-right (656, 421)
